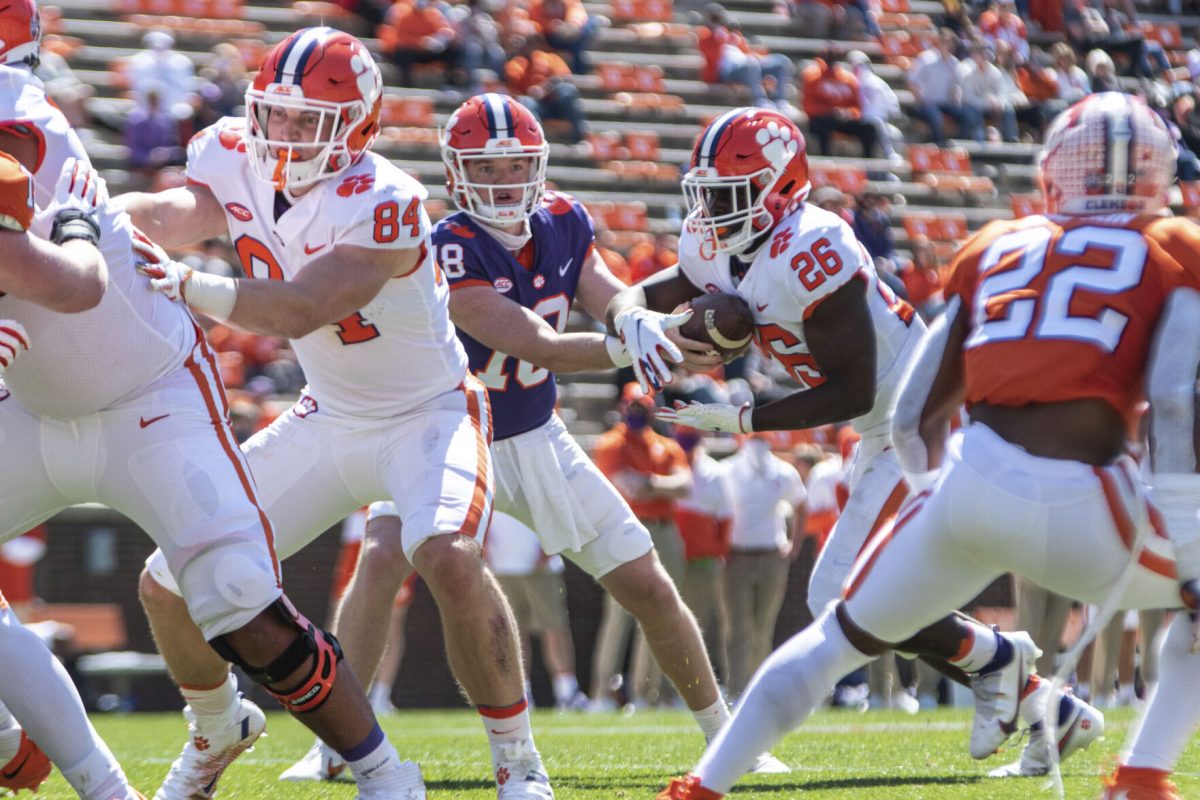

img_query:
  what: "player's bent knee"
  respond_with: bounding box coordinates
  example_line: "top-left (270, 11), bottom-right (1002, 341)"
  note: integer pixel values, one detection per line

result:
top-left (361, 523), bottom-right (411, 578)
top-left (139, 566), bottom-right (184, 612)
top-left (211, 597), bottom-right (343, 714)
top-left (413, 533), bottom-right (484, 589)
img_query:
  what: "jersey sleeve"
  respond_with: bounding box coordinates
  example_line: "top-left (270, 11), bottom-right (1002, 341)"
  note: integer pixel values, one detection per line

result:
top-left (0, 151), bottom-right (33, 232)
top-left (184, 117), bottom-right (245, 190)
top-left (331, 171), bottom-right (431, 252)
top-left (433, 218), bottom-right (497, 291)
top-left (777, 212), bottom-right (872, 320)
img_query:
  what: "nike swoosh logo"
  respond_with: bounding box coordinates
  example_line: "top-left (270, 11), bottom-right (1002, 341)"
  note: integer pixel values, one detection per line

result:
top-left (756, 303), bottom-right (769, 312)
top-left (559, 258), bottom-right (573, 277)
top-left (139, 414), bottom-right (170, 428)
top-left (202, 775), bottom-right (218, 795)
top-left (2, 751), bottom-right (30, 780)
top-left (304, 243), bottom-right (327, 255)
top-left (489, 726), bottom-right (519, 735)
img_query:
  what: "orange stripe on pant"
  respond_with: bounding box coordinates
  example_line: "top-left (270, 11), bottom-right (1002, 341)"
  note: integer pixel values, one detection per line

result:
top-left (1094, 467), bottom-right (1176, 580)
top-left (185, 325), bottom-right (281, 585)
top-left (456, 375), bottom-right (493, 541)
top-left (843, 490), bottom-right (930, 601)
top-left (853, 478), bottom-right (911, 561)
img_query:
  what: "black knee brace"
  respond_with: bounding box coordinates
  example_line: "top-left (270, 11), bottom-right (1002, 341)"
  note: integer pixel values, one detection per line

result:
top-left (211, 597), bottom-right (343, 713)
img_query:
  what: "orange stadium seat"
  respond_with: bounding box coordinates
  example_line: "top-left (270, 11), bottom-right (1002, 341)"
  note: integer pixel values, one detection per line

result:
top-left (1010, 193), bottom-right (1044, 218)
top-left (879, 31), bottom-right (932, 67)
top-left (380, 95), bottom-right (435, 128)
top-left (230, 38), bottom-right (268, 70)
top-left (879, 0), bottom-right (910, 12)
top-left (293, 0), bottom-right (357, 20)
top-left (115, 0), bottom-right (243, 15)
top-left (591, 201), bottom-right (649, 232)
top-left (1139, 21), bottom-right (1182, 50)
top-left (809, 164), bottom-right (867, 196)
top-left (598, 61), bottom-right (636, 92)
top-left (610, 0), bottom-right (672, 23)
top-left (903, 212), bottom-right (967, 243)
top-left (624, 130), bottom-right (660, 161)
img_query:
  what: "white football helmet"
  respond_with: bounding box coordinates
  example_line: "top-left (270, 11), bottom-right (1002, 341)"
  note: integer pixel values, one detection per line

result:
top-left (1039, 91), bottom-right (1176, 215)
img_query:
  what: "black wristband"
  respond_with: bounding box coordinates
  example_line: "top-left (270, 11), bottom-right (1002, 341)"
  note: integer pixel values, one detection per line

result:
top-left (49, 209), bottom-right (101, 247)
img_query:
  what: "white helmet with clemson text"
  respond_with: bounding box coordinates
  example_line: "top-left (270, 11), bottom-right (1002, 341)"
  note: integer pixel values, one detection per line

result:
top-left (245, 27), bottom-right (382, 194)
top-left (1040, 91), bottom-right (1175, 215)
top-left (440, 93), bottom-right (549, 227)
top-left (682, 107), bottom-right (810, 256)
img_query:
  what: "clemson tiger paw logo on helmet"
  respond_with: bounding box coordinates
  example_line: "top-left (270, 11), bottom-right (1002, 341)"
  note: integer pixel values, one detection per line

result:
top-left (755, 121), bottom-right (799, 169)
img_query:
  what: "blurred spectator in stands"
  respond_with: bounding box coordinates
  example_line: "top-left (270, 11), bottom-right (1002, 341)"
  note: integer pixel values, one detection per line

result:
top-left (802, 47), bottom-right (877, 157)
top-left (846, 49), bottom-right (902, 163)
top-left (787, 0), bottom-right (835, 39)
top-left (797, 445), bottom-right (841, 553)
top-left (908, 28), bottom-right (979, 145)
top-left (229, 396), bottom-right (264, 443)
top-left (505, 35), bottom-right (588, 143)
top-left (811, 185), bottom-right (855, 225)
top-left (627, 232), bottom-right (677, 284)
top-left (958, 41), bottom-right (1019, 143)
top-left (0, 526), bottom-right (46, 620)
top-left (128, 29), bottom-right (195, 115)
top-left (382, 0), bottom-right (462, 86)
top-left (1086, 48), bottom-right (1120, 92)
top-left (495, 0), bottom-right (540, 41)
top-left (1168, 91), bottom-right (1200, 180)
top-left (993, 41), bottom-right (1042, 141)
top-left (591, 383), bottom-right (692, 707)
top-left (595, 229), bottom-right (631, 284)
top-left (448, 0), bottom-right (508, 91)
top-left (530, 0), bottom-right (600, 74)
top-left (181, 238), bottom-right (236, 279)
top-left (200, 43), bottom-right (248, 120)
top-left (1050, 41), bottom-right (1091, 106)
top-left (1028, 0), bottom-right (1065, 36)
top-left (36, 37), bottom-right (93, 130)
top-left (1065, 0), bottom-right (1170, 79)
top-left (788, 0), bottom-right (880, 40)
top-left (333, 0), bottom-right (393, 25)
top-left (125, 84), bottom-right (185, 174)
top-left (697, 3), bottom-right (795, 111)
top-left (673, 427), bottom-right (734, 686)
top-left (852, 191), bottom-right (895, 263)
top-left (978, 0), bottom-right (1029, 64)
top-left (722, 433), bottom-right (806, 698)
top-left (896, 235), bottom-right (944, 317)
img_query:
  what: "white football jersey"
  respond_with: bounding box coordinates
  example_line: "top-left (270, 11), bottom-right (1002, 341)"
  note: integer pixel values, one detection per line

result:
top-left (186, 117), bottom-right (467, 419)
top-left (678, 203), bottom-right (925, 434)
top-left (0, 66), bottom-right (193, 418)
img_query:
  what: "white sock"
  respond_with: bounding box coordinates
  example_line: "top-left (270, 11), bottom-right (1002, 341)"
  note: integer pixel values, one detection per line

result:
top-left (62, 741), bottom-right (134, 800)
top-left (552, 674), bottom-right (579, 706)
top-left (695, 610), bottom-right (872, 794)
top-left (0, 726), bottom-right (20, 766)
top-left (691, 698), bottom-right (731, 742)
top-left (480, 698), bottom-right (533, 749)
top-left (344, 723), bottom-right (401, 784)
top-left (1124, 615), bottom-right (1200, 770)
top-left (947, 622), bottom-right (999, 674)
top-left (181, 673), bottom-right (239, 729)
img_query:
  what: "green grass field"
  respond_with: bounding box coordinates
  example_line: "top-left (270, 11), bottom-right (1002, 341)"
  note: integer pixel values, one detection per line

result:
top-left (28, 707), bottom-right (1200, 798)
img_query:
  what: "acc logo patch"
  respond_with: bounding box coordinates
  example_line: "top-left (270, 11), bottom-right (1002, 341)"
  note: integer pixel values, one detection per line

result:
top-left (493, 277), bottom-right (513, 293)
top-left (533, 274), bottom-right (546, 289)
top-left (225, 202), bottom-right (253, 222)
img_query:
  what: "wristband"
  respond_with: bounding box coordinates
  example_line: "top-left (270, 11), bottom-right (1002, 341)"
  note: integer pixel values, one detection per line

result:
top-left (605, 335), bottom-right (633, 367)
top-left (49, 209), bottom-right (100, 247)
top-left (186, 271), bottom-right (238, 321)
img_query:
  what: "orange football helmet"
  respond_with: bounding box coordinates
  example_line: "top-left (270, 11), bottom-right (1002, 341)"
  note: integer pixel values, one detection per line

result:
top-left (440, 93), bottom-right (548, 227)
top-left (0, 0), bottom-right (41, 68)
top-left (245, 27), bottom-right (382, 193)
top-left (682, 108), bottom-right (810, 256)
top-left (1040, 91), bottom-right (1175, 215)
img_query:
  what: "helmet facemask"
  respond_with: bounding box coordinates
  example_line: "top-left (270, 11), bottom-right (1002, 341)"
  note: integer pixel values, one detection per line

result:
top-left (682, 165), bottom-right (776, 255)
top-left (245, 86), bottom-right (368, 195)
top-left (443, 144), bottom-right (549, 227)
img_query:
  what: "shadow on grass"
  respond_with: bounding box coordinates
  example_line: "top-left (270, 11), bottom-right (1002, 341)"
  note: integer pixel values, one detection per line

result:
top-left (564, 774), bottom-right (985, 793)
top-left (426, 778), bottom-right (498, 791)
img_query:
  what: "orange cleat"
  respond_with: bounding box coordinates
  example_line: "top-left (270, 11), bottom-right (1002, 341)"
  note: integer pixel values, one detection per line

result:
top-left (1100, 766), bottom-right (1182, 800)
top-left (657, 774), bottom-right (724, 800)
top-left (0, 731), bottom-right (51, 792)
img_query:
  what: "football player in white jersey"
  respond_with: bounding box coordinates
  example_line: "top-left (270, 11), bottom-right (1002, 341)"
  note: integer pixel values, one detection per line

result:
top-left (0, 5), bottom-right (421, 800)
top-left (607, 107), bottom-right (1100, 789)
top-left (285, 93), bottom-right (786, 781)
top-left (120, 29), bottom-right (550, 800)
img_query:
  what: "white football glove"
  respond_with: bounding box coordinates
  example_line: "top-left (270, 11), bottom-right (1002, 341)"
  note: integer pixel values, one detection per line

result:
top-left (132, 229), bottom-right (237, 319)
top-left (613, 306), bottom-right (692, 393)
top-left (32, 158), bottom-right (107, 242)
top-left (656, 400), bottom-right (752, 433)
top-left (0, 319), bottom-right (30, 376)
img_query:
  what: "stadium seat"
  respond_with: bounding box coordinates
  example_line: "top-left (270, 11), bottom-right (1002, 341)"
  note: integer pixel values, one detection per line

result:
top-left (1139, 20), bottom-right (1183, 50)
top-left (903, 212), bottom-right (967, 243)
top-left (29, 604), bottom-right (127, 652)
top-left (586, 131), bottom-right (625, 161)
top-left (879, 0), bottom-right (910, 12)
top-left (380, 95), bottom-right (435, 128)
top-left (293, 0), bottom-right (357, 20)
top-left (1010, 193), bottom-right (1044, 218)
top-left (609, 0), bottom-right (672, 24)
top-left (809, 164), bottom-right (867, 196)
top-left (591, 201), bottom-right (649, 233)
top-left (598, 61), bottom-right (636, 93)
top-left (624, 130), bottom-right (660, 161)
top-left (909, 145), bottom-right (994, 195)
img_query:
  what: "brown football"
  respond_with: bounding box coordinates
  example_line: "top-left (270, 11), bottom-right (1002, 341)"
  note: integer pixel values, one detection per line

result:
top-left (679, 292), bottom-right (756, 362)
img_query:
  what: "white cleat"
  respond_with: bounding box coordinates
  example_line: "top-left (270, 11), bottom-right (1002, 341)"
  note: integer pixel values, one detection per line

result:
top-left (969, 631), bottom-right (1041, 759)
top-left (748, 752), bottom-right (790, 774)
top-left (153, 698), bottom-right (266, 800)
top-left (279, 739), bottom-right (354, 783)
top-left (493, 739), bottom-right (554, 798)
top-left (353, 759), bottom-right (426, 800)
top-left (988, 691), bottom-right (1105, 778)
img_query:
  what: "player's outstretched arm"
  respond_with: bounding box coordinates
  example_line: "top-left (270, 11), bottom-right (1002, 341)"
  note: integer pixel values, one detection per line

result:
top-left (115, 184), bottom-right (228, 249)
top-left (891, 296), bottom-right (969, 490)
top-left (748, 277), bottom-right (878, 432)
top-left (450, 284), bottom-right (626, 374)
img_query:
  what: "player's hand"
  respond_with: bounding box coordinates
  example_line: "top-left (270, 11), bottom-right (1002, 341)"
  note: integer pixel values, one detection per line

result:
top-left (0, 319), bottom-right (30, 376)
top-left (132, 229), bottom-right (192, 302)
top-left (664, 325), bottom-right (725, 372)
top-left (656, 400), bottom-right (752, 433)
top-left (1181, 579), bottom-right (1200, 653)
top-left (33, 158), bottom-right (106, 244)
top-left (613, 306), bottom-right (693, 393)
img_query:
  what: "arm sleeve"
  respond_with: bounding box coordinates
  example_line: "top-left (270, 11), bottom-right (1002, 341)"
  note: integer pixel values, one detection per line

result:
top-left (891, 295), bottom-right (963, 490)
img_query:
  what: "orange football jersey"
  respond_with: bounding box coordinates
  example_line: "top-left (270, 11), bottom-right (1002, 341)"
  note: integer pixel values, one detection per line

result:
top-left (0, 150), bottom-right (33, 232)
top-left (944, 212), bottom-right (1200, 425)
